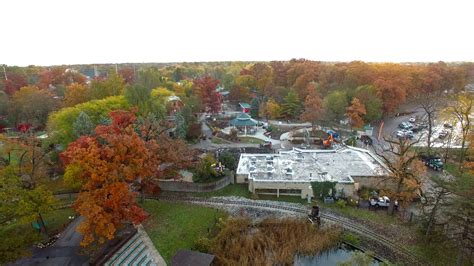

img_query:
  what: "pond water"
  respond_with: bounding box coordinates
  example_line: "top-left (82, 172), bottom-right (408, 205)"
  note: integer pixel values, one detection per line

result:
top-left (294, 243), bottom-right (381, 266)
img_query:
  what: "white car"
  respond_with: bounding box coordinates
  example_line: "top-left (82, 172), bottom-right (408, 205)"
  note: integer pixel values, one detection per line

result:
top-left (370, 196), bottom-right (391, 208)
top-left (408, 117), bottom-right (416, 123)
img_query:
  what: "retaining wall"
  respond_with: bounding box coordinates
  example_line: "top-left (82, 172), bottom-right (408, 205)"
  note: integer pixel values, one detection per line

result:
top-left (158, 174), bottom-right (233, 192)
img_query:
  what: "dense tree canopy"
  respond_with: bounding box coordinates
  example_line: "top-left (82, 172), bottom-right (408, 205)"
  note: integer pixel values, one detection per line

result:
top-left (193, 76), bottom-right (222, 113)
top-left (10, 86), bottom-right (57, 127)
top-left (47, 96), bottom-right (130, 148)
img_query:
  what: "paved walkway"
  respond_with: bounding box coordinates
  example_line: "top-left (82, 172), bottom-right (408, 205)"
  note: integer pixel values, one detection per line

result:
top-left (12, 217), bottom-right (88, 266)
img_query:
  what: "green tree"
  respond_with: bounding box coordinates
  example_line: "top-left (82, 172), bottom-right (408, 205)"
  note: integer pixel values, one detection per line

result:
top-left (193, 154), bottom-right (220, 183)
top-left (73, 111), bottom-right (94, 137)
top-left (136, 67), bottom-right (166, 90)
top-left (174, 111), bottom-right (187, 139)
top-left (89, 72), bottom-right (125, 100)
top-left (311, 181), bottom-right (336, 199)
top-left (0, 165), bottom-right (56, 260)
top-left (355, 85), bottom-right (383, 122)
top-left (281, 90), bottom-right (301, 119)
top-left (218, 151), bottom-right (236, 171)
top-left (323, 91), bottom-right (349, 121)
top-left (250, 98), bottom-right (260, 118)
top-left (10, 86), bottom-right (57, 127)
top-left (47, 96), bottom-right (130, 148)
top-left (124, 84), bottom-right (152, 113)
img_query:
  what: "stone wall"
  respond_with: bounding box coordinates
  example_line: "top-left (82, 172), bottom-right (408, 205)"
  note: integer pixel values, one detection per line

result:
top-left (158, 174), bottom-right (233, 193)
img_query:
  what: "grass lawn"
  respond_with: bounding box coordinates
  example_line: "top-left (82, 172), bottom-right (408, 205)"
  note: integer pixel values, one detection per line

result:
top-left (444, 161), bottom-right (472, 179)
top-left (0, 207), bottom-right (76, 237)
top-left (210, 137), bottom-right (231, 144)
top-left (142, 200), bottom-right (227, 264)
top-left (319, 201), bottom-right (401, 225)
top-left (238, 136), bottom-right (265, 144)
top-left (42, 208), bottom-right (77, 235)
top-left (407, 234), bottom-right (459, 265)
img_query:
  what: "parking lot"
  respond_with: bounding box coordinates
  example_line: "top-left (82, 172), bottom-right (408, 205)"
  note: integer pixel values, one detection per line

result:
top-left (381, 106), bottom-right (464, 148)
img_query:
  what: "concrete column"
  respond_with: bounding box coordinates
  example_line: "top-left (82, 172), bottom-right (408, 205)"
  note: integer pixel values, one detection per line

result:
top-left (277, 188), bottom-right (280, 198)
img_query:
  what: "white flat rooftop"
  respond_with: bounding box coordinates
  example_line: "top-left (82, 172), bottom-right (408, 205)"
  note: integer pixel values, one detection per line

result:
top-left (237, 147), bottom-right (389, 183)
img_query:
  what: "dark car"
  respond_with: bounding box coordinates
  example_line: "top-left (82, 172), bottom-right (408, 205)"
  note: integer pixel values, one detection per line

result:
top-left (444, 123), bottom-right (453, 129)
top-left (259, 141), bottom-right (272, 149)
top-left (419, 154), bottom-right (444, 171)
top-left (360, 135), bottom-right (373, 145)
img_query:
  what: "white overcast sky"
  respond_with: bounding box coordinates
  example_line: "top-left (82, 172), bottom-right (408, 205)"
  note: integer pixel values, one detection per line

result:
top-left (1, 0), bottom-right (473, 66)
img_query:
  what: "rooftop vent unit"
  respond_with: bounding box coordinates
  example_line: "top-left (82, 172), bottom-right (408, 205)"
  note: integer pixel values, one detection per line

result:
top-left (250, 156), bottom-right (257, 161)
top-left (266, 166), bottom-right (274, 172)
top-left (249, 166), bottom-right (256, 172)
top-left (266, 155), bottom-right (273, 161)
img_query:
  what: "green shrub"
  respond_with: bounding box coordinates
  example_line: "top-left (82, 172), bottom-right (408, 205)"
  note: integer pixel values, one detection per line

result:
top-left (336, 199), bottom-right (347, 208)
top-left (47, 95), bottom-right (130, 148)
top-left (343, 232), bottom-right (361, 246)
top-left (194, 236), bottom-right (211, 253)
top-left (311, 181), bottom-right (336, 199)
top-left (346, 197), bottom-right (358, 207)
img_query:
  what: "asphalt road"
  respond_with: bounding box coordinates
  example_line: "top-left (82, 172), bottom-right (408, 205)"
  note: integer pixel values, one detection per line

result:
top-left (11, 217), bottom-right (88, 266)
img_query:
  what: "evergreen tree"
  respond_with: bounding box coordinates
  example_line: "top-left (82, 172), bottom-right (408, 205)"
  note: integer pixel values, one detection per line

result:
top-left (250, 98), bottom-right (260, 118)
top-left (174, 111), bottom-right (187, 139)
top-left (281, 90), bottom-right (301, 119)
top-left (73, 111), bottom-right (94, 137)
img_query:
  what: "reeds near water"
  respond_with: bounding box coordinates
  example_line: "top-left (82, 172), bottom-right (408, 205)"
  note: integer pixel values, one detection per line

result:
top-left (209, 218), bottom-right (341, 265)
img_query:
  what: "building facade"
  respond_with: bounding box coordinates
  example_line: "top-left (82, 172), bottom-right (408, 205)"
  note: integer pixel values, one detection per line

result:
top-left (236, 147), bottom-right (390, 199)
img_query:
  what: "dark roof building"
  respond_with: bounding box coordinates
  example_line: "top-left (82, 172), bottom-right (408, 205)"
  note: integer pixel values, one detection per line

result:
top-left (239, 102), bottom-right (251, 113)
top-left (229, 113), bottom-right (258, 127)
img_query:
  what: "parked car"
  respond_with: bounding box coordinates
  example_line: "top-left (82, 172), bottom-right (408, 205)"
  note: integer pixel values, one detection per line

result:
top-left (408, 117), bottom-right (416, 123)
top-left (439, 130), bottom-right (449, 139)
top-left (370, 196), bottom-right (391, 208)
top-left (396, 129), bottom-right (414, 139)
top-left (398, 122), bottom-right (413, 130)
top-left (411, 126), bottom-right (422, 133)
top-left (419, 154), bottom-right (444, 171)
top-left (443, 123), bottom-right (453, 129)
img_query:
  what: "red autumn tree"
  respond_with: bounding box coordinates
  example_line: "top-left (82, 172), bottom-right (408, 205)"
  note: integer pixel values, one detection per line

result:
top-left (300, 83), bottom-right (323, 129)
top-left (3, 72), bottom-right (28, 95)
top-left (346, 97), bottom-right (367, 128)
top-left (118, 67), bottom-right (135, 84)
top-left (60, 110), bottom-right (160, 246)
top-left (193, 75), bottom-right (222, 113)
top-left (37, 67), bottom-right (86, 89)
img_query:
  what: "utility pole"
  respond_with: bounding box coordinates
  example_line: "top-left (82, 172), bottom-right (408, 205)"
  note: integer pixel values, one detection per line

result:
top-left (2, 65), bottom-right (7, 81)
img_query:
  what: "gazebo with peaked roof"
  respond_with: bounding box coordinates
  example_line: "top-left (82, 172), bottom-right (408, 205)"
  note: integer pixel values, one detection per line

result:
top-left (230, 113), bottom-right (258, 135)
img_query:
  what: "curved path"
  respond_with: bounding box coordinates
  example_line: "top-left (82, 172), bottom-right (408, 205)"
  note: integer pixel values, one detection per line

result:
top-left (150, 195), bottom-right (426, 265)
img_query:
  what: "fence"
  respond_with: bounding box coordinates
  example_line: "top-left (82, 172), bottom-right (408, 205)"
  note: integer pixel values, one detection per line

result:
top-left (158, 174), bottom-right (233, 193)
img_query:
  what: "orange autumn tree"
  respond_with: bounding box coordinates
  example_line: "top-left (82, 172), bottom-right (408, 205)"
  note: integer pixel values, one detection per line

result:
top-left (345, 97), bottom-right (366, 128)
top-left (60, 110), bottom-right (161, 246)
